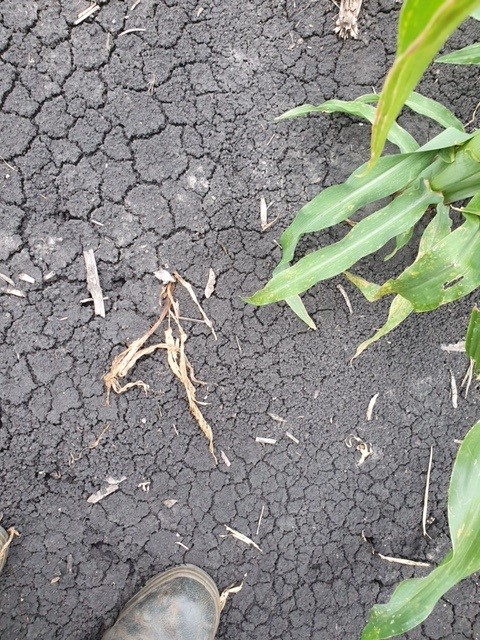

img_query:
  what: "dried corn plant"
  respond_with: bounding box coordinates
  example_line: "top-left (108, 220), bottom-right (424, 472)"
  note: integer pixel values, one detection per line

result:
top-left (334, 0), bottom-right (363, 39)
top-left (104, 273), bottom-right (217, 462)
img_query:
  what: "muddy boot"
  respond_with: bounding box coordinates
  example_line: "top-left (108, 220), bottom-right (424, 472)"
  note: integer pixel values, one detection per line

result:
top-left (102, 564), bottom-right (221, 640)
top-left (0, 526), bottom-right (8, 573)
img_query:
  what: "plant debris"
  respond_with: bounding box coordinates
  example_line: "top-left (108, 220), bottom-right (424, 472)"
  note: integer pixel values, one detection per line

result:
top-left (256, 436), bottom-right (277, 445)
top-left (441, 341), bottom-right (465, 352)
top-left (422, 446), bottom-right (434, 539)
top-left (175, 541), bottom-right (189, 551)
top-left (285, 431), bottom-right (299, 444)
top-left (268, 413), bottom-right (286, 423)
top-left (74, 3), bottom-right (100, 25)
top-left (220, 450), bottom-right (231, 467)
top-left (462, 359), bottom-right (475, 398)
top-left (377, 553), bottom-right (430, 568)
top-left (366, 393), bottom-right (379, 421)
top-left (260, 197), bottom-right (277, 231)
top-left (337, 284), bottom-right (353, 314)
top-left (256, 505), bottom-right (265, 536)
top-left (163, 499), bottom-right (178, 508)
top-left (0, 273), bottom-right (15, 286)
top-left (204, 268), bottom-right (216, 299)
top-left (450, 370), bottom-right (458, 409)
top-left (87, 476), bottom-right (126, 504)
top-left (103, 273), bottom-right (218, 462)
top-left (221, 525), bottom-right (262, 552)
top-left (83, 249), bottom-right (105, 318)
top-left (1, 287), bottom-right (25, 298)
top-left (18, 273), bottom-right (35, 284)
top-left (345, 434), bottom-right (373, 466)
top-left (0, 527), bottom-right (20, 567)
top-left (219, 577), bottom-right (246, 611)
top-left (334, 0), bottom-right (363, 39)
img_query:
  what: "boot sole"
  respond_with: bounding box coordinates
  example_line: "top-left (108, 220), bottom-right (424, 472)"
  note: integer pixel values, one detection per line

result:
top-left (0, 526), bottom-right (8, 573)
top-left (113, 564), bottom-right (221, 635)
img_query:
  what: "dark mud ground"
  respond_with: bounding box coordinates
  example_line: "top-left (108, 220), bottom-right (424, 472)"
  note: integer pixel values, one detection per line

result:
top-left (1, 1), bottom-right (480, 638)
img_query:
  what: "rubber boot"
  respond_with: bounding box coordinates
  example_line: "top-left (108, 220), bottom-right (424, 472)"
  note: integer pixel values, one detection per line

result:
top-left (102, 565), bottom-right (221, 640)
top-left (0, 526), bottom-right (8, 574)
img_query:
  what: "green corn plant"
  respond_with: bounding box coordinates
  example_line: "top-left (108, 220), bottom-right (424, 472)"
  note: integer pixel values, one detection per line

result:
top-left (246, 0), bottom-right (480, 357)
top-left (361, 419), bottom-right (480, 639)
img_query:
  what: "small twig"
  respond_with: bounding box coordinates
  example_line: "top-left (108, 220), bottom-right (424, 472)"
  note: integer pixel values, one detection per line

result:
top-left (377, 553), bottom-right (430, 568)
top-left (74, 3), bottom-right (100, 25)
top-left (256, 505), bottom-right (265, 536)
top-left (422, 446), bottom-right (434, 539)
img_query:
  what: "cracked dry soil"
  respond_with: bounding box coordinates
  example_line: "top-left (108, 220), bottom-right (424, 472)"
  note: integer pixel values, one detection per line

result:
top-left (1, 1), bottom-right (480, 639)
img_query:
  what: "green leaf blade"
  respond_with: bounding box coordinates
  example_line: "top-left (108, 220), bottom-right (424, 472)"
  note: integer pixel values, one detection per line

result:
top-left (380, 214), bottom-right (480, 311)
top-left (371, 0), bottom-right (480, 165)
top-left (363, 419), bottom-right (480, 639)
top-left (437, 43), bottom-right (480, 64)
top-left (465, 305), bottom-right (480, 375)
top-left (276, 151), bottom-right (436, 269)
top-left (277, 99), bottom-right (418, 153)
top-left (248, 183), bottom-right (440, 306)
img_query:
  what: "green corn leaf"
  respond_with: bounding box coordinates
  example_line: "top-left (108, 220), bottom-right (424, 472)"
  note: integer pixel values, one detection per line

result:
top-left (285, 295), bottom-right (317, 330)
top-left (384, 227), bottom-right (414, 261)
top-left (247, 183), bottom-right (441, 306)
top-left (419, 128), bottom-right (475, 151)
top-left (349, 203), bottom-right (451, 357)
top-left (354, 296), bottom-right (414, 360)
top-left (437, 43), bottom-right (480, 64)
top-left (459, 190), bottom-right (480, 215)
top-left (362, 419), bottom-right (480, 639)
top-left (472, 8), bottom-right (480, 18)
top-left (370, 0), bottom-right (480, 166)
top-left (378, 213), bottom-right (480, 311)
top-left (275, 151), bottom-right (436, 270)
top-left (276, 99), bottom-right (418, 153)
top-left (358, 92), bottom-right (464, 132)
top-left (465, 305), bottom-right (480, 373)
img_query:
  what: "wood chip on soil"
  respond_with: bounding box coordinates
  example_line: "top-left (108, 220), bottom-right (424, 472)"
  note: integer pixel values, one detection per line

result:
top-left (268, 413), bottom-right (286, 423)
top-left (221, 525), bottom-right (262, 552)
top-left (18, 273), bottom-right (35, 284)
top-left (83, 249), bottom-right (105, 318)
top-left (164, 499), bottom-right (178, 508)
top-left (441, 341), bottom-right (465, 353)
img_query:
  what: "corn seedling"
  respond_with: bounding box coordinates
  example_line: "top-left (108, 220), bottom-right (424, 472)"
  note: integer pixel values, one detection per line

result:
top-left (247, 0), bottom-right (480, 359)
top-left (361, 419), bottom-right (480, 639)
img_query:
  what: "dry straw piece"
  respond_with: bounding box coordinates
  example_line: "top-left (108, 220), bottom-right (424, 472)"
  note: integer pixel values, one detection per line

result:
top-left (103, 273), bottom-right (218, 462)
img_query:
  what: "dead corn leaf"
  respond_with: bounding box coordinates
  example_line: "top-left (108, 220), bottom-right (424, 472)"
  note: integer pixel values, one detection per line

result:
top-left (103, 274), bottom-right (218, 462)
